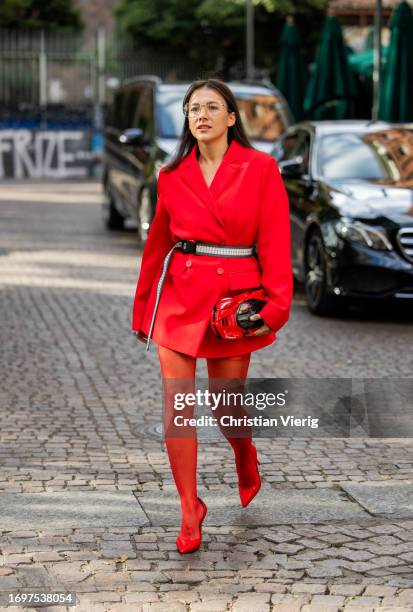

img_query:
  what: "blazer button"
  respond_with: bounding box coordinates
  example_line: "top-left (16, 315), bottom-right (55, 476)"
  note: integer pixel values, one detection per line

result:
top-left (216, 267), bottom-right (224, 275)
top-left (185, 260), bottom-right (192, 267)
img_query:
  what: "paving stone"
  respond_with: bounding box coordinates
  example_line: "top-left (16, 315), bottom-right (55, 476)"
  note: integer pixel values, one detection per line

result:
top-left (101, 543), bottom-right (137, 559)
top-left (342, 595), bottom-right (381, 606)
top-left (328, 584), bottom-right (365, 596)
top-left (153, 590), bottom-right (193, 602)
top-left (263, 530), bottom-right (301, 543)
top-left (305, 565), bottom-right (344, 578)
top-left (254, 583), bottom-right (288, 593)
top-left (189, 599), bottom-right (231, 611)
top-left (79, 591), bottom-right (122, 602)
top-left (269, 593), bottom-right (311, 610)
top-left (301, 605), bottom-right (341, 612)
top-left (362, 584), bottom-right (397, 596)
top-left (291, 583), bottom-right (327, 594)
top-left (140, 603), bottom-right (186, 612)
top-left (164, 571), bottom-right (206, 584)
top-left (0, 492), bottom-right (149, 530)
top-left (379, 608), bottom-right (413, 612)
top-left (231, 593), bottom-right (270, 611)
top-left (309, 594), bottom-right (345, 606)
top-left (318, 533), bottom-right (355, 544)
top-left (341, 483), bottom-right (413, 518)
top-left (135, 485), bottom-right (368, 526)
top-left (380, 597), bottom-right (413, 608)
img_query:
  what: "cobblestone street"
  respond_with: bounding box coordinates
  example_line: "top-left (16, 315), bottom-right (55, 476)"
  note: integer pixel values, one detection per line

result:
top-left (1, 181), bottom-right (413, 611)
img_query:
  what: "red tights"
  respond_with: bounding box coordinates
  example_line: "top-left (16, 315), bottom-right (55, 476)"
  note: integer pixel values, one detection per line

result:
top-left (158, 344), bottom-right (255, 539)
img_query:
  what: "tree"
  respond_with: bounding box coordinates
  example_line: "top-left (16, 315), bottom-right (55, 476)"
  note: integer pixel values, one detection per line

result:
top-left (0, 0), bottom-right (83, 31)
top-left (114, 0), bottom-right (328, 80)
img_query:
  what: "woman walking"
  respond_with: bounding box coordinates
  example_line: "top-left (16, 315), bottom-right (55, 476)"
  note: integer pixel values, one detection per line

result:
top-left (132, 79), bottom-right (293, 553)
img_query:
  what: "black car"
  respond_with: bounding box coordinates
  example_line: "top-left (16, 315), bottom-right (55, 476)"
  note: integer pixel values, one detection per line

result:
top-left (102, 75), bottom-right (293, 242)
top-left (272, 121), bottom-right (413, 314)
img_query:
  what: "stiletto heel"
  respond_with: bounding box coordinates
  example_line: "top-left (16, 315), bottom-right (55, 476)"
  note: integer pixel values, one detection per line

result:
top-left (176, 497), bottom-right (207, 554)
top-left (237, 443), bottom-right (261, 507)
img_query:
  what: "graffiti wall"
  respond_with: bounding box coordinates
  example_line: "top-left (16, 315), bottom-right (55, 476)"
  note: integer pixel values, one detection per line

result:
top-left (0, 130), bottom-right (97, 179)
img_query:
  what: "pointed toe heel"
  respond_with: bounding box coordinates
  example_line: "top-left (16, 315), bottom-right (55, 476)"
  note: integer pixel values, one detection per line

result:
top-left (238, 444), bottom-right (262, 508)
top-left (176, 497), bottom-right (208, 554)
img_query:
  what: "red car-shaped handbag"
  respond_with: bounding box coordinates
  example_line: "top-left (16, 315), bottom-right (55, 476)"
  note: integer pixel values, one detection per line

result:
top-left (211, 288), bottom-right (267, 340)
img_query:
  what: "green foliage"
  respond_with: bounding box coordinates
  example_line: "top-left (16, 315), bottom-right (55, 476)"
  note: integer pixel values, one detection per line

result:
top-left (0, 0), bottom-right (83, 31)
top-left (114, 0), bottom-right (328, 79)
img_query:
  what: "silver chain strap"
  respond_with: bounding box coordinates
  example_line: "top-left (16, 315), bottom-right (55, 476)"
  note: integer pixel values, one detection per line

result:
top-left (145, 242), bottom-right (183, 351)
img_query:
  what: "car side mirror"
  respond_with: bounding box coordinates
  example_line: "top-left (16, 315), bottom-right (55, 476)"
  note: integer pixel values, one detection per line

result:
top-left (119, 128), bottom-right (145, 146)
top-left (279, 157), bottom-right (303, 177)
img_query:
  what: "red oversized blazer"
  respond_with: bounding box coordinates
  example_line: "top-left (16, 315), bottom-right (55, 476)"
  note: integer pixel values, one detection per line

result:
top-left (132, 138), bottom-right (293, 358)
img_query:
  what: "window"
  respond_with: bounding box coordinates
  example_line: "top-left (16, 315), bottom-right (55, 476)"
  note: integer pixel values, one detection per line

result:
top-left (157, 91), bottom-right (185, 138)
top-left (316, 131), bottom-right (413, 180)
top-left (121, 89), bottom-right (139, 131)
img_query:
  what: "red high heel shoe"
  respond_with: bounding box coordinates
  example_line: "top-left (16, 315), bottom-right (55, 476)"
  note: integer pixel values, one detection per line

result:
top-left (237, 443), bottom-right (261, 507)
top-left (176, 497), bottom-right (208, 554)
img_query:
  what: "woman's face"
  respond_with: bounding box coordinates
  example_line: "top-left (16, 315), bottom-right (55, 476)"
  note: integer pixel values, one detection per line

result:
top-left (186, 87), bottom-right (236, 145)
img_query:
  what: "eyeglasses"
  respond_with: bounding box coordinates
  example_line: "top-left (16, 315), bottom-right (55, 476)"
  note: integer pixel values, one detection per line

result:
top-left (183, 101), bottom-right (229, 118)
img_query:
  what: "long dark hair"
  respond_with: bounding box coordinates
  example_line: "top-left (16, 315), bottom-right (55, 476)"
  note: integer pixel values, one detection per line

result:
top-left (163, 79), bottom-right (253, 173)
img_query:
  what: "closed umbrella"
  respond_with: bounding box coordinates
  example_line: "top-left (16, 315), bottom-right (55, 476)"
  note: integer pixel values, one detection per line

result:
top-left (380, 1), bottom-right (413, 122)
top-left (276, 16), bottom-right (306, 122)
top-left (348, 46), bottom-right (389, 79)
top-left (304, 15), bottom-right (356, 120)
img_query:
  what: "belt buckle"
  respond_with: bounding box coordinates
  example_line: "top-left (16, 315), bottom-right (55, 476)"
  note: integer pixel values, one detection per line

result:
top-left (180, 239), bottom-right (197, 254)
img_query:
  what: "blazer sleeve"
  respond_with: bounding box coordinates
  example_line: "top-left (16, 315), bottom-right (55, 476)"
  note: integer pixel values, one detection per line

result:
top-left (256, 156), bottom-right (293, 334)
top-left (132, 169), bottom-right (175, 332)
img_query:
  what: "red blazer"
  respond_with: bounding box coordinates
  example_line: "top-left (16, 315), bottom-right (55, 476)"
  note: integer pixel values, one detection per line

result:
top-left (132, 138), bottom-right (293, 358)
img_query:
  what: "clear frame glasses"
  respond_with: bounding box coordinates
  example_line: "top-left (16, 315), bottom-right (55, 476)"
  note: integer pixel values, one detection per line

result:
top-left (183, 101), bottom-right (229, 118)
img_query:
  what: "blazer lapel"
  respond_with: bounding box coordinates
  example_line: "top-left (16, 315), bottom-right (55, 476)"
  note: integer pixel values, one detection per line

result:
top-left (209, 157), bottom-right (246, 203)
top-left (179, 139), bottom-right (248, 229)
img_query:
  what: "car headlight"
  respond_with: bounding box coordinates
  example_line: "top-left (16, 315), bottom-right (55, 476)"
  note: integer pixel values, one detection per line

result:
top-left (335, 219), bottom-right (392, 251)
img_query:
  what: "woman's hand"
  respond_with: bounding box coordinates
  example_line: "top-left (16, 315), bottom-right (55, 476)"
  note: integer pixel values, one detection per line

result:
top-left (238, 303), bottom-right (273, 336)
top-left (248, 313), bottom-right (273, 336)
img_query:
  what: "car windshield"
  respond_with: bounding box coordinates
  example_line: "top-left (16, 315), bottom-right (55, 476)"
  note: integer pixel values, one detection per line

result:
top-left (318, 130), bottom-right (413, 182)
top-left (156, 91), bottom-right (185, 138)
top-left (156, 90), bottom-right (288, 141)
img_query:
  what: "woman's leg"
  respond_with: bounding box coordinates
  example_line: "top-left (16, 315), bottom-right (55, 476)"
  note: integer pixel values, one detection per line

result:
top-left (206, 353), bottom-right (251, 380)
top-left (206, 353), bottom-right (251, 445)
top-left (206, 353), bottom-right (261, 497)
top-left (157, 345), bottom-right (204, 541)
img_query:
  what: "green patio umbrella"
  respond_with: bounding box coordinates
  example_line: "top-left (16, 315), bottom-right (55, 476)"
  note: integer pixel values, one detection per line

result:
top-left (380, 1), bottom-right (413, 122)
top-left (276, 17), bottom-right (306, 122)
top-left (348, 46), bottom-right (389, 79)
top-left (304, 15), bottom-right (357, 120)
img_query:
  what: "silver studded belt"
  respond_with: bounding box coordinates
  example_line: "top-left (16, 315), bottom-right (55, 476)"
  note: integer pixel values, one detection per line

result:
top-left (142, 239), bottom-right (256, 352)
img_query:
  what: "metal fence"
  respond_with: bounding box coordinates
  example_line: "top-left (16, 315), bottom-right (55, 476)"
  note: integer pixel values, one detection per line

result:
top-left (0, 28), bottom-right (199, 111)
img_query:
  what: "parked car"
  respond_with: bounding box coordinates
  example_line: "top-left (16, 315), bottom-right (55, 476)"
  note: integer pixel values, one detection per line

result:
top-left (102, 75), bottom-right (293, 241)
top-left (271, 120), bottom-right (413, 314)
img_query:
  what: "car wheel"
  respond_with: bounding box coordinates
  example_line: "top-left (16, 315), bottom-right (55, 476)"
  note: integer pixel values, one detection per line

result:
top-left (137, 186), bottom-right (154, 244)
top-left (102, 188), bottom-right (125, 230)
top-left (304, 228), bottom-right (339, 315)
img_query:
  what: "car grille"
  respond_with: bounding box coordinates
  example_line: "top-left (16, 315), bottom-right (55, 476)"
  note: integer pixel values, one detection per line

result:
top-left (397, 227), bottom-right (413, 263)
